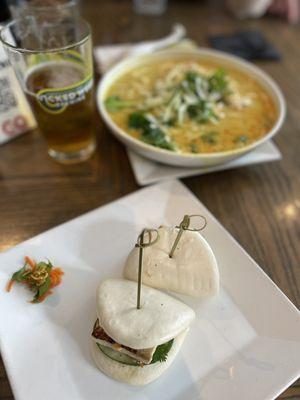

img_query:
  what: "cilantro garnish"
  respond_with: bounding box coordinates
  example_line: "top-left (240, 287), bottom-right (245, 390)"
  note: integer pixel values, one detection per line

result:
top-left (151, 339), bottom-right (174, 363)
top-left (6, 256), bottom-right (64, 303)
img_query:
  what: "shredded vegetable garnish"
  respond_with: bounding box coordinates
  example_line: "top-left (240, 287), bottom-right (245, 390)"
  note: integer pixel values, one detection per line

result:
top-left (6, 257), bottom-right (64, 303)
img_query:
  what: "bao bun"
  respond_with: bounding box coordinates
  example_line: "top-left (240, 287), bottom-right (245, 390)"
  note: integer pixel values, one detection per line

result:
top-left (96, 278), bottom-right (195, 349)
top-left (91, 279), bottom-right (195, 385)
top-left (124, 226), bottom-right (219, 298)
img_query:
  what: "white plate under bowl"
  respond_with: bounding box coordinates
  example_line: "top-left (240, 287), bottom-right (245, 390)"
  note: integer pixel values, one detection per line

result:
top-left (128, 140), bottom-right (281, 186)
top-left (97, 49), bottom-right (286, 168)
top-left (0, 180), bottom-right (299, 400)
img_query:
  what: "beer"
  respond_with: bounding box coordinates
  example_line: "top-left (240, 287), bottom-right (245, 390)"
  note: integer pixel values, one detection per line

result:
top-left (25, 61), bottom-right (95, 161)
top-left (1, 17), bottom-right (95, 162)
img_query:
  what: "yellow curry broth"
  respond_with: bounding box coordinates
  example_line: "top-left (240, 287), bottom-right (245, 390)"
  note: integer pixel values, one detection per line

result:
top-left (106, 59), bottom-right (277, 153)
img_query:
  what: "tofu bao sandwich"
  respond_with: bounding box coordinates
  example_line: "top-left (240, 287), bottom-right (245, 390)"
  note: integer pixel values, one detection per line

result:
top-left (90, 228), bottom-right (195, 386)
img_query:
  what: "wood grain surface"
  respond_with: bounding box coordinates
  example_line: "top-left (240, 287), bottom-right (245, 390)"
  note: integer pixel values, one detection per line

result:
top-left (0, 0), bottom-right (299, 399)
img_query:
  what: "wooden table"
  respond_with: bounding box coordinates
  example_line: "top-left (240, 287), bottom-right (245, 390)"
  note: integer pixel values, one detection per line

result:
top-left (1, 0), bottom-right (299, 398)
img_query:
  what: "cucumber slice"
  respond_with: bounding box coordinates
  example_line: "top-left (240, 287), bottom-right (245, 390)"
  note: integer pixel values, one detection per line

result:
top-left (96, 343), bottom-right (139, 366)
top-left (96, 339), bottom-right (174, 366)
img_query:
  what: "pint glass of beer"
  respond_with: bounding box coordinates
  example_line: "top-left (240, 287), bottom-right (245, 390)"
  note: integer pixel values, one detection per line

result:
top-left (0, 17), bottom-right (96, 163)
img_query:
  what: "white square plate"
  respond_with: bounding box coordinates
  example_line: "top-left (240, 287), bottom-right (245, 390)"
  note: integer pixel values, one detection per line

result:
top-left (127, 141), bottom-right (281, 186)
top-left (0, 180), bottom-right (299, 400)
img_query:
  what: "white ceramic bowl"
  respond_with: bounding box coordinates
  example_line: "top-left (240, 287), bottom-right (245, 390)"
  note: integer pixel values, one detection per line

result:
top-left (97, 49), bottom-right (286, 168)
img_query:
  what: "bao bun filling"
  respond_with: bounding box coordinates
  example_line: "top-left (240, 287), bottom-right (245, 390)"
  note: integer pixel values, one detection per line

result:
top-left (91, 319), bottom-right (173, 365)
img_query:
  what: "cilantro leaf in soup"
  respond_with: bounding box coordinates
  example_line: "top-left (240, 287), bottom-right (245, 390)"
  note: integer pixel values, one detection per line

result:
top-left (105, 96), bottom-right (134, 112)
top-left (185, 71), bottom-right (201, 88)
top-left (208, 68), bottom-right (229, 99)
top-left (234, 135), bottom-right (248, 144)
top-left (189, 142), bottom-right (198, 153)
top-left (185, 71), bottom-right (199, 82)
top-left (128, 112), bottom-right (149, 130)
top-left (128, 112), bottom-right (176, 151)
top-left (141, 128), bottom-right (175, 151)
top-left (187, 102), bottom-right (218, 123)
top-left (201, 131), bottom-right (219, 145)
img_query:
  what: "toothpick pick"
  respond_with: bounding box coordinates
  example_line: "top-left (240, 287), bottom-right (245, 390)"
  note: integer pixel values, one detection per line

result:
top-left (169, 214), bottom-right (207, 258)
top-left (135, 228), bottom-right (159, 309)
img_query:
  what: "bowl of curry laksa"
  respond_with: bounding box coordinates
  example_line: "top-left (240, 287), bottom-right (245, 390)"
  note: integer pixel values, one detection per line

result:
top-left (98, 50), bottom-right (285, 167)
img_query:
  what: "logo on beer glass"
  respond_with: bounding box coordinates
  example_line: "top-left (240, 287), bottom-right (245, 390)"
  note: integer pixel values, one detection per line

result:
top-left (36, 73), bottom-right (93, 114)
